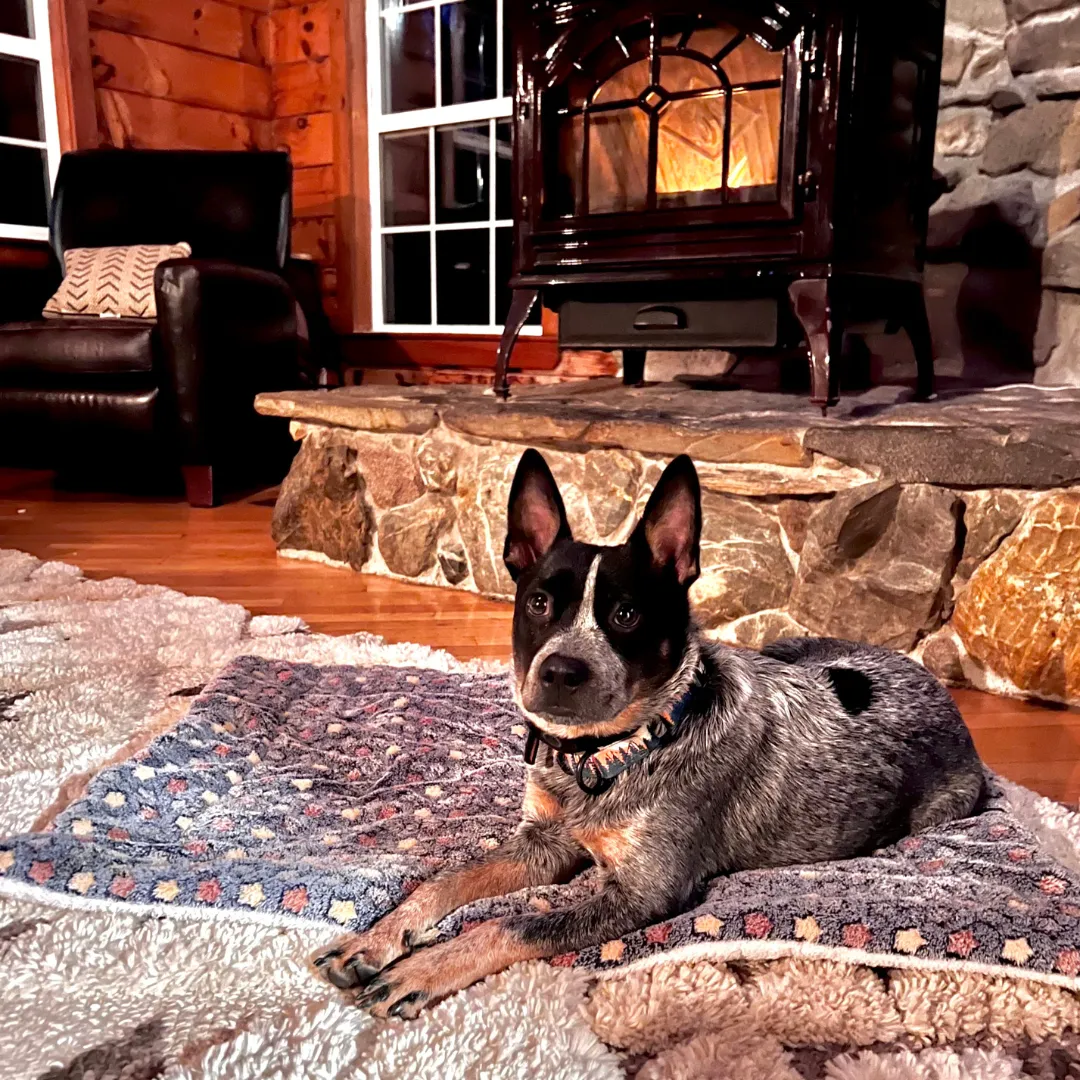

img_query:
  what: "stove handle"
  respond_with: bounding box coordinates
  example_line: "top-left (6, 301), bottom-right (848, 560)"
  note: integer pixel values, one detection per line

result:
top-left (633, 305), bottom-right (687, 331)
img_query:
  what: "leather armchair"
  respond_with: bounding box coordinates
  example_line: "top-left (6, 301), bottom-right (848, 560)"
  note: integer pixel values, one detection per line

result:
top-left (0, 149), bottom-right (328, 506)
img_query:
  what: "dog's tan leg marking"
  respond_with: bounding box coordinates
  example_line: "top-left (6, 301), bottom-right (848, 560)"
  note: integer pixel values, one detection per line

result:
top-left (357, 920), bottom-right (546, 1020)
top-left (521, 777), bottom-right (563, 823)
top-left (312, 858), bottom-right (539, 989)
top-left (571, 820), bottom-right (642, 871)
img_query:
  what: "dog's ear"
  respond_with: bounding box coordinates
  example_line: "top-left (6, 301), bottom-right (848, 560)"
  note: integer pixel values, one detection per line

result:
top-left (504, 450), bottom-right (571, 580)
top-left (633, 455), bottom-right (701, 587)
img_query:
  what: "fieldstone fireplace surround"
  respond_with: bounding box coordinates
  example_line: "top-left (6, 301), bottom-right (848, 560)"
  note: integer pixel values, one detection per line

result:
top-left (929, 0), bottom-right (1080, 386)
top-left (255, 383), bottom-right (1080, 708)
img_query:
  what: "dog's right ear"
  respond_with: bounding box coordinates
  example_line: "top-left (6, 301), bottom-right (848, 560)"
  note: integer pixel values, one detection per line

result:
top-left (504, 449), bottom-right (571, 581)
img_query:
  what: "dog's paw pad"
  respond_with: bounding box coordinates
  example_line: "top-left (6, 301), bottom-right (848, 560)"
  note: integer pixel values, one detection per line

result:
top-left (312, 945), bottom-right (383, 990)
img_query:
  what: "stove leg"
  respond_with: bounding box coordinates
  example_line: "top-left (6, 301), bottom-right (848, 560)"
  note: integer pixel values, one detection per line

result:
top-left (494, 288), bottom-right (540, 400)
top-left (899, 282), bottom-right (936, 401)
top-left (622, 348), bottom-right (646, 387)
top-left (788, 278), bottom-right (842, 412)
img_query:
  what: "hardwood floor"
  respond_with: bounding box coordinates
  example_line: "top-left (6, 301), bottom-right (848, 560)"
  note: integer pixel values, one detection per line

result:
top-left (1, 469), bottom-right (1077, 805)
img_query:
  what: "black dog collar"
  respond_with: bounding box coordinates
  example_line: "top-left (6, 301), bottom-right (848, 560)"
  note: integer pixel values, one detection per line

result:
top-left (522, 680), bottom-right (698, 796)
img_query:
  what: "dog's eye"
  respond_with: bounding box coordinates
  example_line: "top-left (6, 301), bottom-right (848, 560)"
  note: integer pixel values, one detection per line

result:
top-left (611, 603), bottom-right (640, 631)
top-left (526, 592), bottom-right (551, 619)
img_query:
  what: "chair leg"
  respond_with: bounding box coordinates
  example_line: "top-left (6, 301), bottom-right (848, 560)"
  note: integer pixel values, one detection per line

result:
top-left (183, 465), bottom-right (215, 508)
top-left (901, 283), bottom-right (936, 401)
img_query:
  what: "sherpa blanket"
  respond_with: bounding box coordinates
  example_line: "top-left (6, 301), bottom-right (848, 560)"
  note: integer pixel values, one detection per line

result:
top-left (3, 549), bottom-right (1080, 1079)
top-left (4, 653), bottom-right (1080, 989)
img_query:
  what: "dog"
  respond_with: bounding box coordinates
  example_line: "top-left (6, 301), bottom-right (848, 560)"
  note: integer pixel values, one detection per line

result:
top-left (312, 450), bottom-right (985, 1019)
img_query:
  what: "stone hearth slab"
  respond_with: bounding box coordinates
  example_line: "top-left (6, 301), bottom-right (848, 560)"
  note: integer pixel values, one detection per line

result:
top-left (255, 382), bottom-right (1080, 707)
top-left (257, 382), bottom-right (1080, 489)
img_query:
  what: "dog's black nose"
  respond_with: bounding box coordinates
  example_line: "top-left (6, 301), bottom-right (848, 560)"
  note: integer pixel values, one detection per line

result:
top-left (539, 654), bottom-right (591, 692)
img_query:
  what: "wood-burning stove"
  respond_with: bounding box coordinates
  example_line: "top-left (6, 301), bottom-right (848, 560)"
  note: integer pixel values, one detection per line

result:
top-left (494, 0), bottom-right (945, 410)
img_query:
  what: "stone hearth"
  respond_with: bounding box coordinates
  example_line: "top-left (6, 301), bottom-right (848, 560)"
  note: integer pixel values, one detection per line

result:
top-left (255, 382), bottom-right (1080, 706)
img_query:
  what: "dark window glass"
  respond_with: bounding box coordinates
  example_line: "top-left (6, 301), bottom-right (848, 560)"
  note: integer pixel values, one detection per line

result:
top-left (0, 0), bottom-right (32, 37)
top-left (382, 8), bottom-right (435, 114)
top-left (0, 55), bottom-right (43, 141)
top-left (384, 233), bottom-right (431, 324)
top-left (495, 227), bottom-right (540, 326)
top-left (0, 143), bottom-right (48, 227)
top-left (436, 229), bottom-right (488, 325)
top-left (381, 131), bottom-right (430, 226)
top-left (495, 121), bottom-right (511, 220)
top-left (436, 123), bottom-right (489, 223)
top-left (441, 0), bottom-right (496, 105)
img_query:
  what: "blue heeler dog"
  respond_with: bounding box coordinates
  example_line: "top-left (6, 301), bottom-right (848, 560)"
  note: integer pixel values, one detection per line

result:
top-left (313, 450), bottom-right (985, 1018)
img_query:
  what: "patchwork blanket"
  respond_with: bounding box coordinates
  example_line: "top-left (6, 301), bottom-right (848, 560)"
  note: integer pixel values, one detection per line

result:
top-left (4, 654), bottom-right (1080, 989)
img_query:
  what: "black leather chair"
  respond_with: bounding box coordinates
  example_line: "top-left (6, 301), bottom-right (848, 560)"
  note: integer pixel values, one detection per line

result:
top-left (0, 149), bottom-right (329, 506)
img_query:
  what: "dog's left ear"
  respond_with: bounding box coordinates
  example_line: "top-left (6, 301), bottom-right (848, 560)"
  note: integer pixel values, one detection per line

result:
top-left (633, 455), bottom-right (701, 587)
top-left (504, 449), bottom-right (571, 581)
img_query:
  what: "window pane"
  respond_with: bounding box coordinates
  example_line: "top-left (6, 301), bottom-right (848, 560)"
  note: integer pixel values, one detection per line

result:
top-left (382, 8), bottom-right (435, 114)
top-left (0, 143), bottom-right (48, 227)
top-left (0, 0), bottom-right (33, 37)
top-left (384, 233), bottom-right (431, 324)
top-left (441, 0), bottom-right (496, 105)
top-left (381, 131), bottom-right (429, 226)
top-left (0, 56), bottom-right (43, 141)
top-left (495, 121), bottom-right (511, 220)
top-left (436, 229), bottom-right (488, 325)
top-left (436, 123), bottom-right (489, 224)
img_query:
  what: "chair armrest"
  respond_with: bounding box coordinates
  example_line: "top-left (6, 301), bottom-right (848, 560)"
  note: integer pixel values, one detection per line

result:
top-left (154, 258), bottom-right (303, 462)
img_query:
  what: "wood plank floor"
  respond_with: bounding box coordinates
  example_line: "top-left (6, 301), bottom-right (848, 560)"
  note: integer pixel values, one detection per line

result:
top-left (1, 469), bottom-right (1077, 805)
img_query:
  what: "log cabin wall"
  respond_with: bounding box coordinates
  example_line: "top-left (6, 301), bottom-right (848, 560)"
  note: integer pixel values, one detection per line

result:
top-left (84, 0), bottom-right (352, 327)
top-left (89, 0), bottom-right (273, 151)
top-left (263, 0), bottom-right (354, 328)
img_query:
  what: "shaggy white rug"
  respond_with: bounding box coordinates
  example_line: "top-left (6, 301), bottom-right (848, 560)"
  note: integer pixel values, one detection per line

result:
top-left (2, 550), bottom-right (1080, 1080)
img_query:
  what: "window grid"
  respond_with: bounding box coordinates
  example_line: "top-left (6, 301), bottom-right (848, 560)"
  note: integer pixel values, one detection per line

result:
top-left (0, 0), bottom-right (62, 242)
top-left (366, 0), bottom-right (537, 336)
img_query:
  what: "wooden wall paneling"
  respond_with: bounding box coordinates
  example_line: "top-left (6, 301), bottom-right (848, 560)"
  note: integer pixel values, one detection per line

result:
top-left (291, 215), bottom-right (335, 264)
top-left (87, 0), bottom-right (264, 64)
top-left (266, 0), bottom-right (331, 65)
top-left (293, 164), bottom-right (335, 217)
top-left (330, 0), bottom-right (363, 333)
top-left (273, 110), bottom-right (333, 167)
top-left (97, 89), bottom-right (272, 150)
top-left (339, 0), bottom-right (369, 332)
top-left (90, 28), bottom-right (273, 118)
top-left (49, 0), bottom-right (99, 150)
top-left (342, 334), bottom-right (561, 371)
top-left (272, 56), bottom-right (331, 116)
top-left (215, 0), bottom-right (271, 11)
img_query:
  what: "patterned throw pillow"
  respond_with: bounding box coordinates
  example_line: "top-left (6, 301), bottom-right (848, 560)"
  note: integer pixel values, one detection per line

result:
top-left (43, 242), bottom-right (192, 320)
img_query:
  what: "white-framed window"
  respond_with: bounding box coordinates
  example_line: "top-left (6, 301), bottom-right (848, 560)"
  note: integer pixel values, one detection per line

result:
top-left (366, 0), bottom-right (540, 335)
top-left (0, 0), bottom-right (61, 242)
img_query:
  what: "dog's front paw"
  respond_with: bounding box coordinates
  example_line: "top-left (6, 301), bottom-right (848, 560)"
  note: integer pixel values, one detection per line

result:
top-left (353, 946), bottom-right (451, 1020)
top-left (353, 921), bottom-right (537, 1021)
top-left (311, 926), bottom-right (415, 992)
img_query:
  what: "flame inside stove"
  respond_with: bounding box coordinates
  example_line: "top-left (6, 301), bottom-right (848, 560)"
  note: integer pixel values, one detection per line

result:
top-left (572, 27), bottom-right (783, 214)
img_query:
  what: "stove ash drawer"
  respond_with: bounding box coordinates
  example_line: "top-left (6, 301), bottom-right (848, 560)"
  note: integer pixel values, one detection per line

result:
top-left (557, 299), bottom-right (779, 350)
